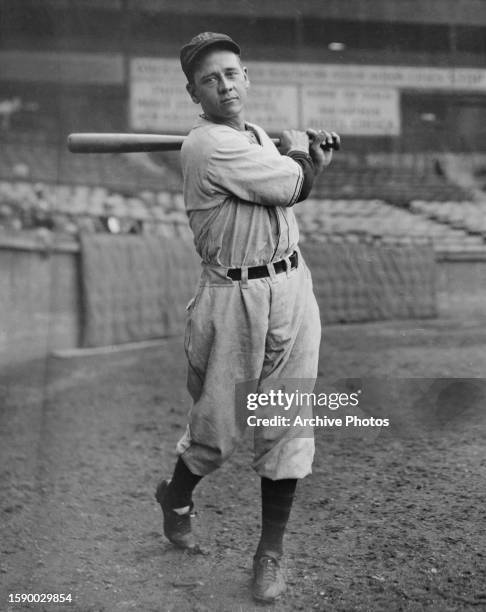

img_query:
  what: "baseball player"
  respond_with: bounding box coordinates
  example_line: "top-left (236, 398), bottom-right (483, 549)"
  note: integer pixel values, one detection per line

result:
top-left (155, 32), bottom-right (339, 603)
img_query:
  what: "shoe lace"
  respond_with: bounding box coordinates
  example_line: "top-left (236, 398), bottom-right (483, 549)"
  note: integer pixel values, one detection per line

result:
top-left (258, 556), bottom-right (279, 581)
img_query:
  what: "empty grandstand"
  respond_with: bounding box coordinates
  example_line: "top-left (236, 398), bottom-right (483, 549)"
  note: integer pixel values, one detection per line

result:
top-left (1, 0), bottom-right (486, 250)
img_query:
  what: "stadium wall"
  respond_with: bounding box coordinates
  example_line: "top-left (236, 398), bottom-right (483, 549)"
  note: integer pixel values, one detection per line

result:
top-left (2, 235), bottom-right (485, 368)
top-left (0, 236), bottom-right (80, 369)
top-left (436, 252), bottom-right (486, 318)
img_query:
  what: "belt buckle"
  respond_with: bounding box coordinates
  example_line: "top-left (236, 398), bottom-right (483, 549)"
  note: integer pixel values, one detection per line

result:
top-left (283, 250), bottom-right (297, 274)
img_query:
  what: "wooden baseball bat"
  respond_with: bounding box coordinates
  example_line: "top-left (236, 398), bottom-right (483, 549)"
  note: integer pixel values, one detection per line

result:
top-left (67, 132), bottom-right (340, 153)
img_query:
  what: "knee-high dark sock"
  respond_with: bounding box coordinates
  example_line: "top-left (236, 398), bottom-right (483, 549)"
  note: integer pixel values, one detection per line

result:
top-left (166, 457), bottom-right (202, 509)
top-left (256, 477), bottom-right (297, 558)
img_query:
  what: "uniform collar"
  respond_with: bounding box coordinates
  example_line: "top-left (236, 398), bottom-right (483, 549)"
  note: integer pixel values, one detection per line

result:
top-left (193, 114), bottom-right (256, 133)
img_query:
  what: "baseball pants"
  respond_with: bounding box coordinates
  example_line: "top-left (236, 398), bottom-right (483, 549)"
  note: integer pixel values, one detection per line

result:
top-left (176, 252), bottom-right (321, 480)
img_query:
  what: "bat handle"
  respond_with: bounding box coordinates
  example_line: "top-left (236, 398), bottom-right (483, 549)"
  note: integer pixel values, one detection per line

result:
top-left (272, 135), bottom-right (340, 151)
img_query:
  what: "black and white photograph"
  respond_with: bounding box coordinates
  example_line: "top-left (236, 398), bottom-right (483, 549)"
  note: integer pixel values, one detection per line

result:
top-left (1, 1), bottom-right (485, 610)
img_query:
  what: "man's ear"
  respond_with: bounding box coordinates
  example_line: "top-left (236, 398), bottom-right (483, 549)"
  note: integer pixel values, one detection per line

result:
top-left (243, 66), bottom-right (250, 89)
top-left (186, 82), bottom-right (199, 104)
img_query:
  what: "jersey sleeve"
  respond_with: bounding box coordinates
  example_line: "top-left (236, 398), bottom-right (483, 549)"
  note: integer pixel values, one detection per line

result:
top-left (206, 132), bottom-right (305, 207)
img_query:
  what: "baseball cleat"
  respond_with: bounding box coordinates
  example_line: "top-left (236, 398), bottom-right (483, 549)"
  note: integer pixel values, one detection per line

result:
top-left (155, 479), bottom-right (198, 550)
top-left (252, 553), bottom-right (286, 603)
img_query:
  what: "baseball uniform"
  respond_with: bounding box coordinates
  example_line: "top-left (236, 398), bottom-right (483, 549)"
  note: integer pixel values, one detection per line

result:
top-left (176, 116), bottom-right (321, 480)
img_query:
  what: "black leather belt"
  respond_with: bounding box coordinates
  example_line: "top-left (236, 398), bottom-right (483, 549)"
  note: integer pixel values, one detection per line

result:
top-left (227, 251), bottom-right (298, 281)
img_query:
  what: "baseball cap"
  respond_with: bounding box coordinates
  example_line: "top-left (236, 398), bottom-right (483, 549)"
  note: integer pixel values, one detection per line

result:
top-left (180, 32), bottom-right (241, 80)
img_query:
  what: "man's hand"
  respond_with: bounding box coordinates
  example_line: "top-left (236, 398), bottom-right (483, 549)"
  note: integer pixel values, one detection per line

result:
top-left (279, 129), bottom-right (340, 176)
top-left (306, 129), bottom-right (340, 175)
top-left (279, 129), bottom-right (311, 155)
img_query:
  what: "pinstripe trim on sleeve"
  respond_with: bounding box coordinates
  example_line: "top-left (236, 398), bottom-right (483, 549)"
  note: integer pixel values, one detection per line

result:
top-left (289, 164), bottom-right (304, 206)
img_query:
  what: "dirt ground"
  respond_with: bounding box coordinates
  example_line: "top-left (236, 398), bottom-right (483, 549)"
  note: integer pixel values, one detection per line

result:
top-left (1, 315), bottom-right (486, 612)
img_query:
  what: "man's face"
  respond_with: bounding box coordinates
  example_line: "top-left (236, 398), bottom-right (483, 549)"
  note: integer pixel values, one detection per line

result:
top-left (187, 49), bottom-right (249, 125)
